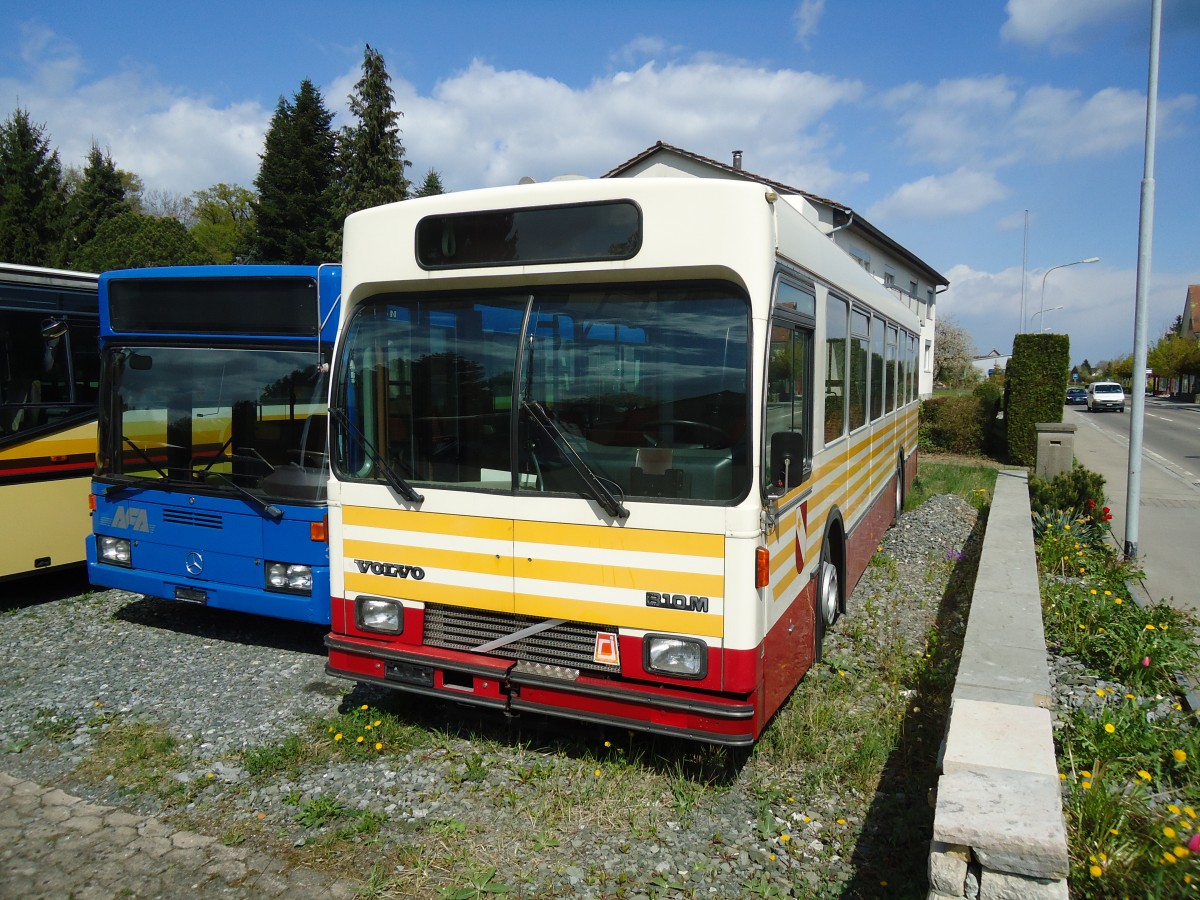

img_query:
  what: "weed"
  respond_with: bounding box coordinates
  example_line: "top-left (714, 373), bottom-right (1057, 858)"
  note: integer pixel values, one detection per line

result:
top-left (296, 794), bottom-right (350, 828)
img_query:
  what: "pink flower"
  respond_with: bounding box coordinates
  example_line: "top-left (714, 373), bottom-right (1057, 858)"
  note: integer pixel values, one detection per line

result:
top-left (1188, 832), bottom-right (1200, 853)
top-left (1142, 657), bottom-right (1152, 667)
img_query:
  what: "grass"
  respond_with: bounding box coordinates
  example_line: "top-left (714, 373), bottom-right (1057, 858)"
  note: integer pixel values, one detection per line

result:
top-left (1034, 483), bottom-right (1200, 896)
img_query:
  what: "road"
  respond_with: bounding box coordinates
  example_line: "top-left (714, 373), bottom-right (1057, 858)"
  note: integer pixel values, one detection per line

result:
top-left (1067, 397), bottom-right (1200, 615)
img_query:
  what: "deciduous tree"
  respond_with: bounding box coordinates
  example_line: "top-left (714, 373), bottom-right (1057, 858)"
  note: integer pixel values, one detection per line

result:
top-left (75, 211), bottom-right (213, 271)
top-left (191, 183), bottom-right (255, 264)
top-left (933, 316), bottom-right (977, 388)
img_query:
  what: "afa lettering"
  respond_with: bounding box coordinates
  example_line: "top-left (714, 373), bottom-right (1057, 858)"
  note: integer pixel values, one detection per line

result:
top-left (109, 505), bottom-right (151, 533)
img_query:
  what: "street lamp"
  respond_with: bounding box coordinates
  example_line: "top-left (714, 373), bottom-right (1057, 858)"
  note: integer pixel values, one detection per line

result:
top-left (1037, 257), bottom-right (1100, 330)
top-left (1030, 304), bottom-right (1064, 332)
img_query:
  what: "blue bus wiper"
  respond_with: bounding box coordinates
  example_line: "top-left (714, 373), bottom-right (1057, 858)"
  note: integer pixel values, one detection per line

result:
top-left (523, 401), bottom-right (628, 520)
top-left (329, 406), bottom-right (424, 504)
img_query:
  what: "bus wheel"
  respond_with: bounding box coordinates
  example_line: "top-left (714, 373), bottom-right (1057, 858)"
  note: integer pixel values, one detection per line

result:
top-left (893, 459), bottom-right (905, 522)
top-left (815, 542), bottom-right (840, 662)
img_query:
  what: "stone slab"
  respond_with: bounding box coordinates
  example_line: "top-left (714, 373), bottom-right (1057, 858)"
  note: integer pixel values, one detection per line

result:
top-left (933, 768), bottom-right (1069, 880)
top-left (952, 638), bottom-right (1052, 708)
top-left (941, 699), bottom-right (1057, 777)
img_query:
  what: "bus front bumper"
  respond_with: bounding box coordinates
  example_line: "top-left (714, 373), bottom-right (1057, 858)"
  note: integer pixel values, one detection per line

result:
top-left (325, 634), bottom-right (759, 746)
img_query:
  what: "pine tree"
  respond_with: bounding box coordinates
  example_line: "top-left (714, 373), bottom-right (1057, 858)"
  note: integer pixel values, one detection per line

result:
top-left (0, 108), bottom-right (67, 266)
top-left (413, 168), bottom-right (446, 197)
top-left (62, 143), bottom-right (130, 268)
top-left (253, 80), bottom-right (338, 264)
top-left (334, 44), bottom-right (411, 244)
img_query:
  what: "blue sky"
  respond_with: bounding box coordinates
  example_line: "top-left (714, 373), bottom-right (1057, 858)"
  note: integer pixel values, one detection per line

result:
top-left (3, 0), bottom-right (1197, 365)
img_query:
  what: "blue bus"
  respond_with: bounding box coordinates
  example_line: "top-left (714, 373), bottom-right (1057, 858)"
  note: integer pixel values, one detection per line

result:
top-left (87, 265), bottom-right (340, 624)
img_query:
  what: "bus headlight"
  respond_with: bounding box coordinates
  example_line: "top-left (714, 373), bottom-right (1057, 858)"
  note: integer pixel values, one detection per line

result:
top-left (98, 536), bottom-right (132, 567)
top-left (356, 597), bottom-right (403, 634)
top-left (265, 562), bottom-right (313, 595)
top-left (644, 635), bottom-right (707, 679)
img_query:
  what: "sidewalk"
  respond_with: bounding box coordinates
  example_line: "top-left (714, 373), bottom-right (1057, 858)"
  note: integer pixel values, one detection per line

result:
top-left (1067, 398), bottom-right (1200, 615)
top-left (0, 773), bottom-right (360, 899)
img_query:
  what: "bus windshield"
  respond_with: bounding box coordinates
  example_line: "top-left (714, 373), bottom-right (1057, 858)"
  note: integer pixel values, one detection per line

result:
top-left (333, 284), bottom-right (750, 505)
top-left (99, 345), bottom-right (329, 499)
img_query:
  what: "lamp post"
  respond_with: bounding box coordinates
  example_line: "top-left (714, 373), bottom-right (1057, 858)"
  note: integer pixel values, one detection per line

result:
top-left (1030, 305), bottom-right (1064, 332)
top-left (1037, 257), bottom-right (1099, 330)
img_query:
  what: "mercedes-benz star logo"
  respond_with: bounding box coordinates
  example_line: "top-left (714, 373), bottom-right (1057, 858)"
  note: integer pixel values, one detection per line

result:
top-left (185, 551), bottom-right (204, 576)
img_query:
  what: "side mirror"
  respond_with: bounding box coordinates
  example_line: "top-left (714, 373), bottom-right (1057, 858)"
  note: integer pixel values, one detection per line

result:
top-left (769, 431), bottom-right (806, 494)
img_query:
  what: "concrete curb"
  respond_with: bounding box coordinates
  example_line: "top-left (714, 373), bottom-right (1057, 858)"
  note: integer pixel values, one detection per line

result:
top-left (927, 470), bottom-right (1070, 899)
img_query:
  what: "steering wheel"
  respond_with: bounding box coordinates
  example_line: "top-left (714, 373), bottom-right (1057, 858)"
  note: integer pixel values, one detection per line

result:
top-left (640, 419), bottom-right (730, 449)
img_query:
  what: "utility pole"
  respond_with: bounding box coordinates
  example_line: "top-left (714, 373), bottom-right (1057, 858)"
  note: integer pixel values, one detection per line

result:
top-left (1125, 0), bottom-right (1162, 560)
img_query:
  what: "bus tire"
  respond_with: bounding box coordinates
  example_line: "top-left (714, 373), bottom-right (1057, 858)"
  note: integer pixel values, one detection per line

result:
top-left (893, 456), bottom-right (905, 523)
top-left (815, 540), bottom-right (840, 663)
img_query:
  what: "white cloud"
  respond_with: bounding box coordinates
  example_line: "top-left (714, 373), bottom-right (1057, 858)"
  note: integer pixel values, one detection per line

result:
top-left (397, 58), bottom-right (865, 193)
top-left (1000, 0), bottom-right (1139, 53)
top-left (793, 0), bottom-right (825, 46)
top-left (867, 169), bottom-right (1007, 221)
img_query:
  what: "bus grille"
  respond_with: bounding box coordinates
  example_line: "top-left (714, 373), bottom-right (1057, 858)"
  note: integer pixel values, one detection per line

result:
top-left (423, 604), bottom-right (621, 675)
top-left (162, 508), bottom-right (223, 529)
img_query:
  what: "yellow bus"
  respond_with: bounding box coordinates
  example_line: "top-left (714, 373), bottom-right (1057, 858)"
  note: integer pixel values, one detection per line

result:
top-left (0, 263), bottom-right (99, 580)
top-left (324, 178), bottom-right (920, 744)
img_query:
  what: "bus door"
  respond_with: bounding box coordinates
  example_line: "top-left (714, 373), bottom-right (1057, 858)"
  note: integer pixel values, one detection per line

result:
top-left (761, 279), bottom-right (816, 705)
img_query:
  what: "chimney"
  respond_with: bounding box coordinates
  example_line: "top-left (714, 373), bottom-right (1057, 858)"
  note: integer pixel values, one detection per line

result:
top-left (732, 150), bottom-right (743, 170)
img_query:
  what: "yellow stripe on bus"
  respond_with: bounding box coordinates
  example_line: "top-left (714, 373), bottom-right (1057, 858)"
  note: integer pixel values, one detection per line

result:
top-left (345, 506), bottom-right (513, 541)
top-left (515, 520), bottom-right (724, 558)
top-left (345, 539), bottom-right (510, 578)
top-left (514, 556), bottom-right (722, 596)
top-left (344, 571), bottom-right (514, 613)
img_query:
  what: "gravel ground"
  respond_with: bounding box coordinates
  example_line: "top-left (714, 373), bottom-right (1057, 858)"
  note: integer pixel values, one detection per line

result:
top-left (0, 492), bottom-right (984, 899)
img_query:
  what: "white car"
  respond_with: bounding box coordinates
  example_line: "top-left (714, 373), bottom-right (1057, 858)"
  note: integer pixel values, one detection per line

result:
top-left (1086, 381), bottom-right (1125, 412)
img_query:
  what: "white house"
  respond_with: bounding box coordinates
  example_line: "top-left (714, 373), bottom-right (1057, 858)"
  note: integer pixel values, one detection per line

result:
top-left (602, 142), bottom-right (949, 397)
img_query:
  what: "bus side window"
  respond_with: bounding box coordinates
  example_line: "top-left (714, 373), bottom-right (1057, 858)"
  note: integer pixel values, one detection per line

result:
top-left (765, 318), bottom-right (813, 493)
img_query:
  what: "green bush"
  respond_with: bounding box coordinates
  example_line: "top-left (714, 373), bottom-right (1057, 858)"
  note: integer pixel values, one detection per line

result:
top-left (1006, 333), bottom-right (1070, 465)
top-left (1029, 462), bottom-right (1106, 517)
top-left (919, 394), bottom-right (994, 455)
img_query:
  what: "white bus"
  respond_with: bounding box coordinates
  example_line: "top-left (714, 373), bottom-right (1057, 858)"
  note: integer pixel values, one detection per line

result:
top-left (324, 178), bottom-right (920, 745)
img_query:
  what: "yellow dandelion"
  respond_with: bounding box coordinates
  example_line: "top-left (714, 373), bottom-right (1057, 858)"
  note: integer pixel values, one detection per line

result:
top-left (1145, 624), bottom-right (1157, 631)
top-left (1114, 598), bottom-right (1123, 605)
top-left (1082, 770), bottom-right (1093, 778)
top-left (364, 724), bottom-right (372, 731)
top-left (769, 853), bottom-right (776, 861)
top-left (803, 815), bottom-right (812, 823)
top-left (334, 733), bottom-right (343, 741)
top-left (1104, 590), bottom-right (1112, 596)
top-left (1104, 724), bottom-right (1115, 734)
top-left (1175, 749), bottom-right (1188, 763)
top-left (1082, 781), bottom-right (1092, 789)
top-left (1164, 851), bottom-right (1178, 864)
top-left (1138, 770), bottom-right (1152, 781)
top-left (1186, 807), bottom-right (1197, 819)
top-left (1064, 524), bottom-right (1071, 531)
top-left (1090, 589), bottom-right (1098, 595)
top-left (1170, 804), bottom-right (1182, 815)
top-left (361, 704), bottom-right (369, 710)
top-left (328, 726), bottom-right (334, 733)
top-left (1109, 828), bottom-right (1120, 835)
top-left (1079, 567), bottom-right (1086, 574)
top-left (206, 773), bottom-right (215, 779)
top-left (1126, 693), bottom-right (1135, 699)
top-left (1089, 864), bottom-right (1103, 878)
top-left (375, 742), bottom-right (383, 751)
top-left (780, 834), bottom-right (791, 843)
top-left (594, 768), bottom-right (602, 777)
top-left (356, 735), bottom-right (364, 744)
top-left (1176, 846), bottom-right (1190, 859)
top-left (1164, 826), bottom-right (1177, 839)
top-left (1096, 688), bottom-right (1106, 696)
top-left (373, 720), bottom-right (381, 727)
top-left (604, 740), bottom-right (611, 748)
top-left (836, 818), bottom-right (846, 825)
top-left (1059, 773), bottom-right (1067, 780)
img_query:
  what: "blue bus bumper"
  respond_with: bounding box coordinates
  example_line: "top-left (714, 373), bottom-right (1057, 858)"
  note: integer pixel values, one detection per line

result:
top-left (88, 487), bottom-right (331, 625)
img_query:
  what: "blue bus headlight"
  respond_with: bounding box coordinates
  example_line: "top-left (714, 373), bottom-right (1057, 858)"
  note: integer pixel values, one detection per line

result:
top-left (645, 635), bottom-right (707, 679)
top-left (98, 536), bottom-right (132, 567)
top-left (356, 597), bottom-right (403, 634)
top-left (265, 562), bottom-right (313, 595)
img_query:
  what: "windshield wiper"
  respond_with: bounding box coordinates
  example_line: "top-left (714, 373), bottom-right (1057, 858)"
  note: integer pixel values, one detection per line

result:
top-left (196, 471), bottom-right (283, 521)
top-left (523, 401), bottom-right (628, 520)
top-left (122, 435), bottom-right (168, 478)
top-left (329, 406), bottom-right (424, 504)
